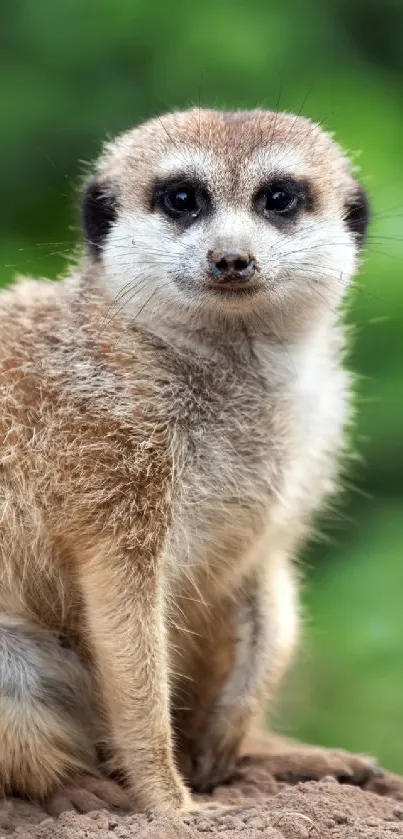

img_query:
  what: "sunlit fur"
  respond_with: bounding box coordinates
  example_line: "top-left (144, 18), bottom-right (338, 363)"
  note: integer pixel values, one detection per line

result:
top-left (0, 109), bottom-right (373, 814)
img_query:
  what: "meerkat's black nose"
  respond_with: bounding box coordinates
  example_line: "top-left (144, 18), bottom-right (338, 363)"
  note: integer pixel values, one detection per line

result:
top-left (207, 249), bottom-right (256, 282)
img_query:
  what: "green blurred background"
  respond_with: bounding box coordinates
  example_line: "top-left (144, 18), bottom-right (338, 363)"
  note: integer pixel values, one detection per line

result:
top-left (1, 0), bottom-right (402, 772)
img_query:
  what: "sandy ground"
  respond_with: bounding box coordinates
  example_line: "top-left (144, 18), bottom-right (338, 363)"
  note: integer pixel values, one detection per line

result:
top-left (1, 754), bottom-right (403, 839)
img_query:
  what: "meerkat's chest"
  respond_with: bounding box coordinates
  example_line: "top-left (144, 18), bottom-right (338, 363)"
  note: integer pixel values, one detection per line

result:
top-left (167, 378), bottom-right (289, 581)
top-left (167, 351), bottom-right (350, 581)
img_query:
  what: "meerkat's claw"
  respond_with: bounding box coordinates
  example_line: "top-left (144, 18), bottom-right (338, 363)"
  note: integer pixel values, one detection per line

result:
top-left (42, 775), bottom-right (132, 817)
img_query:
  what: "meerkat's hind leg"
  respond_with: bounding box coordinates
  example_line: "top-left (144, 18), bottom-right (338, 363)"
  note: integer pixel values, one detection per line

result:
top-left (0, 615), bottom-right (131, 814)
top-left (240, 729), bottom-right (380, 786)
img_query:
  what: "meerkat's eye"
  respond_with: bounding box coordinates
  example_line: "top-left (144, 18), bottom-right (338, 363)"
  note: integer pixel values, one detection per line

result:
top-left (164, 185), bottom-right (199, 216)
top-left (152, 178), bottom-right (210, 223)
top-left (255, 178), bottom-right (308, 222)
top-left (263, 184), bottom-right (299, 214)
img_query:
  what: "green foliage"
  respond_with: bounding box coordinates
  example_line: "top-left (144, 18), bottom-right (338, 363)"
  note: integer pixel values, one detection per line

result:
top-left (275, 502), bottom-right (403, 773)
top-left (1, 0), bottom-right (402, 772)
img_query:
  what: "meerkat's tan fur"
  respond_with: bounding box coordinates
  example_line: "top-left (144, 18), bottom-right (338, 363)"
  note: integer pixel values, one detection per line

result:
top-left (0, 109), bottom-right (374, 814)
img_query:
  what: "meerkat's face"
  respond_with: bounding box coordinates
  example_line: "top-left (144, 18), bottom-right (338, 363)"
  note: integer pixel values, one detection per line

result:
top-left (82, 109), bottom-right (369, 337)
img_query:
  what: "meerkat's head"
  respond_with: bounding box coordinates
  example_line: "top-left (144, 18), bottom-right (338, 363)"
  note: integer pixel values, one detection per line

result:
top-left (81, 108), bottom-right (369, 338)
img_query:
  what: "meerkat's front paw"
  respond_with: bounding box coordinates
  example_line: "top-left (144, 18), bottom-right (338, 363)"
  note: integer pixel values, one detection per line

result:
top-left (42, 774), bottom-right (132, 817)
top-left (189, 715), bottom-right (245, 793)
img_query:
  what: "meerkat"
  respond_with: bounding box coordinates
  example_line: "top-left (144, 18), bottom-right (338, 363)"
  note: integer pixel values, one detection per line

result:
top-left (0, 108), bottom-right (376, 816)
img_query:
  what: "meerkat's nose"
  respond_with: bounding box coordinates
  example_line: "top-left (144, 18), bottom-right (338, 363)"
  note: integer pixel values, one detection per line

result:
top-left (207, 249), bottom-right (256, 282)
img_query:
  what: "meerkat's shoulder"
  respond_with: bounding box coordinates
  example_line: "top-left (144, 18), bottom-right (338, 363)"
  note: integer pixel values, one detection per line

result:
top-left (0, 273), bottom-right (72, 325)
top-left (0, 269), bottom-right (107, 341)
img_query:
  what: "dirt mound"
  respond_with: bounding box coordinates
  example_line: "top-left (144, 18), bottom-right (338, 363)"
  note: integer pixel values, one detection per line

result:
top-left (1, 759), bottom-right (403, 838)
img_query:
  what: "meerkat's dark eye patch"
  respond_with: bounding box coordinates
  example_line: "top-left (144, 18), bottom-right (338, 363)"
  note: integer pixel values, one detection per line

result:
top-left (81, 177), bottom-right (117, 257)
top-left (151, 176), bottom-right (211, 225)
top-left (344, 183), bottom-right (370, 246)
top-left (254, 178), bottom-right (313, 227)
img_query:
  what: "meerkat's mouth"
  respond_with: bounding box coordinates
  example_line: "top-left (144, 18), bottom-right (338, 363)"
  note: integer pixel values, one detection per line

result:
top-left (206, 280), bottom-right (262, 299)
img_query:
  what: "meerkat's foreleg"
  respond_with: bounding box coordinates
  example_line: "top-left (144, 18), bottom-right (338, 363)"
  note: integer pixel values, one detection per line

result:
top-left (190, 549), bottom-right (299, 791)
top-left (0, 614), bottom-right (130, 813)
top-left (78, 544), bottom-right (192, 812)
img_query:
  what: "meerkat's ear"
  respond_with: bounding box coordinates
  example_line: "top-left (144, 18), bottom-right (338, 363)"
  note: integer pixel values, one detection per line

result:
top-left (81, 177), bottom-right (117, 257)
top-left (344, 182), bottom-right (370, 247)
